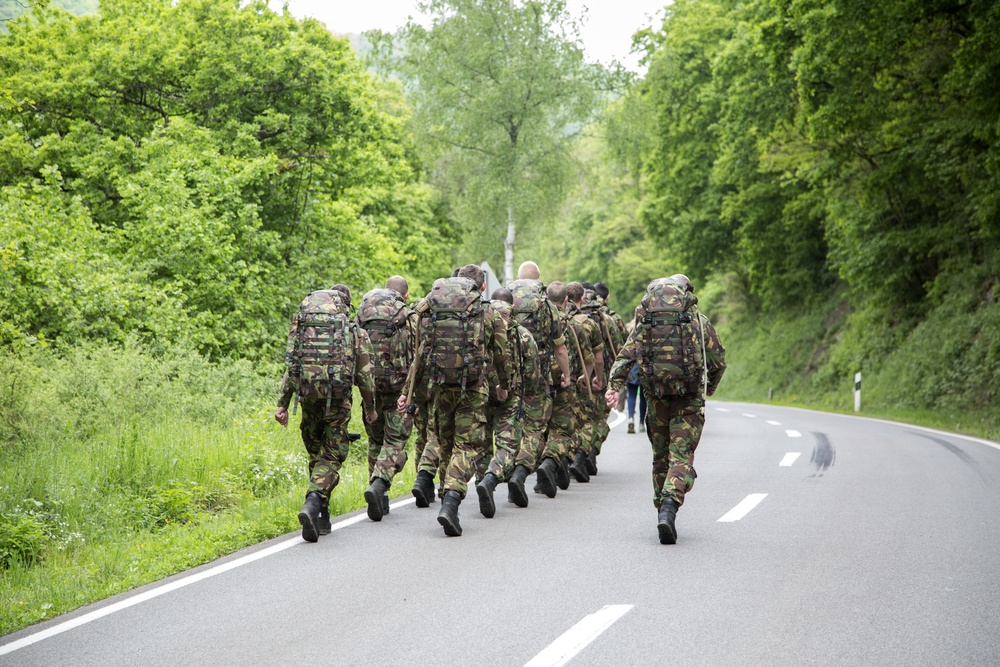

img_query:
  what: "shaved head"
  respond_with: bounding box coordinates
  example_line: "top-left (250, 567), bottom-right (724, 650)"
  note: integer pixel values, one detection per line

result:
top-left (385, 275), bottom-right (408, 297)
top-left (547, 280), bottom-right (566, 306)
top-left (517, 261), bottom-right (540, 280)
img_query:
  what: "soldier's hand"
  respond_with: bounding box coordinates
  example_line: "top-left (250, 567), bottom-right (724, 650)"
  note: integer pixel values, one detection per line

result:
top-left (396, 395), bottom-right (408, 414)
top-left (591, 377), bottom-right (603, 391)
top-left (604, 389), bottom-right (618, 410)
top-left (560, 373), bottom-right (571, 388)
top-left (366, 410), bottom-right (378, 424)
top-left (496, 388), bottom-right (508, 402)
top-left (576, 375), bottom-right (589, 389)
top-left (274, 407), bottom-right (288, 427)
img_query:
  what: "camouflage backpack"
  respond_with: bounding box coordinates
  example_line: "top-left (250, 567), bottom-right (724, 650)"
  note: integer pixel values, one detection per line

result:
top-left (425, 277), bottom-right (487, 392)
top-left (509, 278), bottom-right (557, 379)
top-left (357, 288), bottom-right (410, 393)
top-left (286, 289), bottom-right (355, 412)
top-left (580, 294), bottom-right (622, 364)
top-left (634, 278), bottom-right (706, 398)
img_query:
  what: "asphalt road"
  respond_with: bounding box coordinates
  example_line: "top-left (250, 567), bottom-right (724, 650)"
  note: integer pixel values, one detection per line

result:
top-left (3, 401), bottom-right (999, 666)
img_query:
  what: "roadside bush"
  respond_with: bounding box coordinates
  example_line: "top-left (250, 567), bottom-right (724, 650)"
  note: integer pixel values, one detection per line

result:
top-left (0, 513), bottom-right (47, 569)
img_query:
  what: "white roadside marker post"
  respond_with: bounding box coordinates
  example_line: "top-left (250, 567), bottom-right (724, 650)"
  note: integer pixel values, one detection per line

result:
top-left (854, 371), bottom-right (861, 413)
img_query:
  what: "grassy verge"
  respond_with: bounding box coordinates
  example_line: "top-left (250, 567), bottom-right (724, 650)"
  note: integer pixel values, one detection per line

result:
top-left (712, 294), bottom-right (1000, 442)
top-left (0, 341), bottom-right (414, 636)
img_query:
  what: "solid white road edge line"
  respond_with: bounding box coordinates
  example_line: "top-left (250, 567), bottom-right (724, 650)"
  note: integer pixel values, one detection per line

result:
top-left (0, 499), bottom-right (413, 656)
top-left (718, 494), bottom-right (768, 522)
top-left (779, 452), bottom-right (801, 467)
top-left (524, 605), bottom-right (634, 667)
top-left (785, 429), bottom-right (802, 438)
top-left (607, 409), bottom-right (627, 429)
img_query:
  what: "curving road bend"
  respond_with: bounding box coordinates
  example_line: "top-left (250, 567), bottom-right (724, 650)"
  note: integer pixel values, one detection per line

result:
top-left (2, 402), bottom-right (999, 666)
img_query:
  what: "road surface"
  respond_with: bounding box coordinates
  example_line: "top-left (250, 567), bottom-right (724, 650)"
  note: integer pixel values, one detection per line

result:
top-left (3, 402), bottom-right (999, 666)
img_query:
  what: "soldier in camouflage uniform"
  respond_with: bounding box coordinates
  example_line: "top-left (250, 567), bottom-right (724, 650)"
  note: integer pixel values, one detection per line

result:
top-left (604, 274), bottom-right (726, 545)
top-left (581, 282), bottom-right (626, 475)
top-left (534, 281), bottom-right (592, 498)
top-left (475, 288), bottom-right (542, 517)
top-left (406, 298), bottom-right (447, 507)
top-left (397, 264), bottom-right (512, 537)
top-left (508, 262), bottom-right (572, 505)
top-left (565, 282), bottom-right (605, 483)
top-left (275, 284), bottom-right (378, 543)
top-left (359, 276), bottom-right (421, 522)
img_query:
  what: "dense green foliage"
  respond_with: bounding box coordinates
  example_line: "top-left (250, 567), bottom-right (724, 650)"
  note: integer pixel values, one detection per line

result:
top-left (369, 0), bottom-right (609, 281)
top-left (0, 0), bottom-right (436, 634)
top-left (617, 0), bottom-right (999, 411)
top-left (1, 0), bottom-right (453, 359)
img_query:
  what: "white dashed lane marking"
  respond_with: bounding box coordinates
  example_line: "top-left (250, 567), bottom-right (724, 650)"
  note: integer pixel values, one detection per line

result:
top-left (766, 420), bottom-right (781, 426)
top-left (525, 605), bottom-right (634, 667)
top-left (779, 453), bottom-right (801, 467)
top-left (718, 494), bottom-right (768, 522)
top-left (742, 413), bottom-right (757, 418)
top-left (785, 429), bottom-right (802, 438)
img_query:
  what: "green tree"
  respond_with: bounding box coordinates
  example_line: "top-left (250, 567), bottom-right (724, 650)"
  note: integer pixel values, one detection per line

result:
top-left (369, 0), bottom-right (608, 281)
top-left (0, 0), bottom-right (451, 357)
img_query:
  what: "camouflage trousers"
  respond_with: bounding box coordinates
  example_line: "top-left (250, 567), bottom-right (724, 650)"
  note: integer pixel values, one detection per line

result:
top-left (541, 385), bottom-right (577, 462)
top-left (418, 387), bottom-right (488, 499)
top-left (571, 386), bottom-right (598, 457)
top-left (299, 400), bottom-right (353, 500)
top-left (590, 398), bottom-right (612, 454)
top-left (416, 404), bottom-right (443, 484)
top-left (364, 390), bottom-right (411, 484)
top-left (483, 395), bottom-right (526, 482)
top-left (516, 390), bottom-right (550, 474)
top-left (412, 403), bottom-right (434, 472)
top-left (646, 395), bottom-right (705, 509)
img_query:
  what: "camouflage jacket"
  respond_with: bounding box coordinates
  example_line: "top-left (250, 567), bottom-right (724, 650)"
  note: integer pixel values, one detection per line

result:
top-left (563, 304), bottom-right (595, 383)
top-left (608, 312), bottom-right (727, 398)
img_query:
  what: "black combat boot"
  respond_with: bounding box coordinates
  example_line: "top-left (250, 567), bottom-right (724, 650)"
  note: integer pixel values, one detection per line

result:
top-left (317, 500), bottom-right (332, 535)
top-left (365, 478), bottom-right (388, 522)
top-left (476, 472), bottom-right (499, 518)
top-left (535, 458), bottom-right (558, 498)
top-left (298, 492), bottom-right (323, 543)
top-left (556, 456), bottom-right (572, 490)
top-left (412, 470), bottom-right (436, 508)
top-left (657, 500), bottom-right (679, 545)
top-left (569, 450), bottom-right (591, 483)
top-left (437, 490), bottom-right (463, 537)
top-left (586, 446), bottom-right (599, 476)
top-left (507, 465), bottom-right (530, 508)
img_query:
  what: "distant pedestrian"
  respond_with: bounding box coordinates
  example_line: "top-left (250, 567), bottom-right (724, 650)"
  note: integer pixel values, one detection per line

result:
top-left (625, 362), bottom-right (647, 434)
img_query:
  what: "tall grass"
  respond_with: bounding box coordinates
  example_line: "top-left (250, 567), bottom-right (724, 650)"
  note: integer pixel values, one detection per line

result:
top-left (0, 340), bottom-right (412, 635)
top-left (713, 295), bottom-right (1000, 441)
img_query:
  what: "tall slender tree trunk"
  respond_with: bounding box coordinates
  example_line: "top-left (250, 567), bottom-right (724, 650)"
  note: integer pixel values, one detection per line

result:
top-left (504, 202), bottom-right (515, 283)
